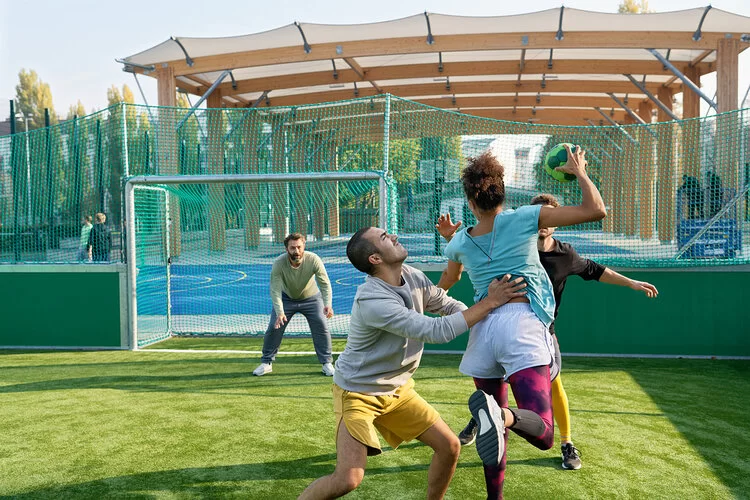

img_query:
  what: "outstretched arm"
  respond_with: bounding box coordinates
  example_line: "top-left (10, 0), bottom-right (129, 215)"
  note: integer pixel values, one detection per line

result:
top-left (437, 260), bottom-right (463, 291)
top-left (599, 268), bottom-right (658, 298)
top-left (538, 145), bottom-right (607, 229)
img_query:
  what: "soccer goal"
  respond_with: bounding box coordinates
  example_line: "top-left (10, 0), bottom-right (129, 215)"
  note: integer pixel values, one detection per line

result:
top-left (124, 171), bottom-right (390, 348)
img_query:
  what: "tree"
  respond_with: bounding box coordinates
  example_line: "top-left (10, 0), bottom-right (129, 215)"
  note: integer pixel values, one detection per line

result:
top-left (103, 83), bottom-right (139, 226)
top-left (14, 69), bottom-right (57, 129)
top-left (66, 101), bottom-right (86, 120)
top-left (618, 0), bottom-right (652, 14)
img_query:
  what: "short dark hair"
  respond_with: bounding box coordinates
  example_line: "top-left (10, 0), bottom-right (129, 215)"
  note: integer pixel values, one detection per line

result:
top-left (284, 233), bottom-right (306, 247)
top-left (347, 227), bottom-right (378, 275)
top-left (461, 151), bottom-right (505, 211)
top-left (531, 193), bottom-right (560, 208)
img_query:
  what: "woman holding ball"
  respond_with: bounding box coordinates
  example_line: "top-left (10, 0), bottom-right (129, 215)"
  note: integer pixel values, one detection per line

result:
top-left (436, 144), bottom-right (606, 499)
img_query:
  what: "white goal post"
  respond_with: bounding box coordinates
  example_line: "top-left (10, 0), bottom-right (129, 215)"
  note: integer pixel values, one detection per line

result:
top-left (124, 171), bottom-right (387, 350)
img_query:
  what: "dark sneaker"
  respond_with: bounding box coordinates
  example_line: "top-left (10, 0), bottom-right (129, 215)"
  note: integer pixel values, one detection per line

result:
top-left (561, 442), bottom-right (582, 470)
top-left (468, 390), bottom-right (505, 466)
top-left (458, 418), bottom-right (478, 446)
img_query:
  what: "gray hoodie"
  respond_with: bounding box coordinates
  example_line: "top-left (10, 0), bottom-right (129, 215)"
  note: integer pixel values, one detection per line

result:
top-left (333, 265), bottom-right (468, 395)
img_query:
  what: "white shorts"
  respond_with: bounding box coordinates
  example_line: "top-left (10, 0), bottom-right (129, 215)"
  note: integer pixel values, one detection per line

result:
top-left (459, 303), bottom-right (555, 379)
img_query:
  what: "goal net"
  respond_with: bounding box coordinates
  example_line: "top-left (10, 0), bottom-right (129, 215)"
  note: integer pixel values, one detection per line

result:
top-left (127, 172), bottom-right (388, 348)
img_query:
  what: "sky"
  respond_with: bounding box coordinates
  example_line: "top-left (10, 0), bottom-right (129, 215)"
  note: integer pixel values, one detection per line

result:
top-left (1, 0), bottom-right (749, 120)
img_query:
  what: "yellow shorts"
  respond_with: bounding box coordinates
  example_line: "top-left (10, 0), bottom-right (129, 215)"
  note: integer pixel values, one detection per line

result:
top-left (332, 378), bottom-right (440, 456)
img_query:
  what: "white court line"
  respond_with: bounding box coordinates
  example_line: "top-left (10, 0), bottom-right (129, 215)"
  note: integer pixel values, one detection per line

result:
top-left (138, 349), bottom-right (346, 355)
top-left (135, 349), bottom-right (750, 360)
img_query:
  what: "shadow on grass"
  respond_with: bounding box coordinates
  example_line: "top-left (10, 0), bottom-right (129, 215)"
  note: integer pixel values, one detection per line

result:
top-left (623, 359), bottom-right (750, 498)
top-left (7, 446), bottom-right (483, 499)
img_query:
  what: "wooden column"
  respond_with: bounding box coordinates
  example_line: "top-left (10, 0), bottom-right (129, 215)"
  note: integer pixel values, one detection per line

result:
top-left (327, 141), bottom-right (340, 237)
top-left (156, 67), bottom-right (181, 256)
top-left (312, 133), bottom-right (326, 241)
top-left (271, 120), bottom-right (288, 243)
top-left (637, 101), bottom-right (655, 240)
top-left (243, 116), bottom-right (260, 248)
top-left (206, 92), bottom-right (226, 251)
top-left (681, 65), bottom-right (701, 178)
top-left (656, 87), bottom-right (677, 242)
top-left (716, 38), bottom-right (741, 216)
top-left (622, 115), bottom-right (637, 237)
top-left (291, 127), bottom-right (309, 236)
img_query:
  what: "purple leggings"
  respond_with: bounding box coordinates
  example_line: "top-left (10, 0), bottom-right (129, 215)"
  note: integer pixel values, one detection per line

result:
top-left (474, 365), bottom-right (554, 500)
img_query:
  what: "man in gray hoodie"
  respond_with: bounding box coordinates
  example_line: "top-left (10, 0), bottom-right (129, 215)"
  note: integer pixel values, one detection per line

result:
top-left (299, 227), bottom-right (526, 500)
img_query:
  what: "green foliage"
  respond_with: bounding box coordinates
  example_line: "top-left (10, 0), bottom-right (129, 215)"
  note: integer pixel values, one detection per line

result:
top-left (618, 0), bottom-right (653, 13)
top-left (14, 69), bottom-right (57, 129)
top-left (66, 101), bottom-right (86, 120)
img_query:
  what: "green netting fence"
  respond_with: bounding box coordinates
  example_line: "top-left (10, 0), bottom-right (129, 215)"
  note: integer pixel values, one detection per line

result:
top-left (1, 96), bottom-right (748, 342)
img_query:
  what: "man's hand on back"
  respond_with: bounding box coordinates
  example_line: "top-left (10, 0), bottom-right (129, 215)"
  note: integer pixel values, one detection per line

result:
top-left (486, 275), bottom-right (527, 308)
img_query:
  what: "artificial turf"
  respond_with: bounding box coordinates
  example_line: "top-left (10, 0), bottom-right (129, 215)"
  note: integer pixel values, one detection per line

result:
top-left (1, 341), bottom-right (748, 499)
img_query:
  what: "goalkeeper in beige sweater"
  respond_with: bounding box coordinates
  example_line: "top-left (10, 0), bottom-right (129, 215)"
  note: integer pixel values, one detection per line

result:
top-left (253, 233), bottom-right (335, 377)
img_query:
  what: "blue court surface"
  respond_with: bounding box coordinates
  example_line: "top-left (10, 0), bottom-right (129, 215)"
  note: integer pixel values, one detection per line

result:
top-left (137, 264), bottom-right (365, 316)
top-left (136, 231), bottom-right (633, 318)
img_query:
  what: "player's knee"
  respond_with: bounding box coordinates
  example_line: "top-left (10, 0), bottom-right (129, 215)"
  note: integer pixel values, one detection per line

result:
top-left (540, 430), bottom-right (555, 450)
top-left (446, 433), bottom-right (461, 459)
top-left (433, 433), bottom-right (461, 461)
top-left (334, 469), bottom-right (363, 494)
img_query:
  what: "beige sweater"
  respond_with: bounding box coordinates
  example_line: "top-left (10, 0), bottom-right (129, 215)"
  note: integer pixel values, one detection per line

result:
top-left (270, 251), bottom-right (332, 315)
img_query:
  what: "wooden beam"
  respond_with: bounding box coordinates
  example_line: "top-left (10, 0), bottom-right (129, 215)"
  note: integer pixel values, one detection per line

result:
top-left (215, 59), bottom-right (710, 97)
top-left (344, 57), bottom-right (365, 79)
top-left (663, 50), bottom-right (713, 87)
top-left (414, 95), bottom-right (625, 110)
top-left (259, 79), bottom-right (680, 107)
top-left (468, 107), bottom-right (627, 123)
top-left (155, 32), bottom-right (739, 77)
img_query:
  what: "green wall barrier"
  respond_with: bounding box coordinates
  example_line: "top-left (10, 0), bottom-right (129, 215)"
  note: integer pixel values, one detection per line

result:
top-left (423, 269), bottom-right (750, 358)
top-left (0, 266), bottom-right (126, 348)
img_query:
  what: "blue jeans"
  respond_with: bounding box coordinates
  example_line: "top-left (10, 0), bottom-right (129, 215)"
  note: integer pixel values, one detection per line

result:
top-left (261, 292), bottom-right (332, 364)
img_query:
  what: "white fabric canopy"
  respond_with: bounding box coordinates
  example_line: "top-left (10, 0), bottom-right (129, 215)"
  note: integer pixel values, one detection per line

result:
top-left (124, 7), bottom-right (750, 66)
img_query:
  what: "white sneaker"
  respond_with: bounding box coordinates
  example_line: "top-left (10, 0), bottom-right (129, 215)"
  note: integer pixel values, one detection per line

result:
top-left (468, 390), bottom-right (506, 466)
top-left (253, 363), bottom-right (272, 376)
top-left (321, 362), bottom-right (335, 377)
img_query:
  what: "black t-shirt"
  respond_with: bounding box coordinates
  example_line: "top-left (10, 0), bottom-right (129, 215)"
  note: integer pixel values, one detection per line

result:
top-left (88, 223), bottom-right (111, 259)
top-left (539, 239), bottom-right (606, 335)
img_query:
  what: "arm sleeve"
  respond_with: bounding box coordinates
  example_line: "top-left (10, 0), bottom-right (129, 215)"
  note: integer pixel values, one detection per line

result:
top-left (313, 256), bottom-right (333, 307)
top-left (416, 269), bottom-right (468, 315)
top-left (516, 204), bottom-right (543, 236)
top-left (565, 244), bottom-right (606, 281)
top-left (359, 297), bottom-right (469, 344)
top-left (269, 262), bottom-right (285, 315)
top-left (444, 234), bottom-right (460, 262)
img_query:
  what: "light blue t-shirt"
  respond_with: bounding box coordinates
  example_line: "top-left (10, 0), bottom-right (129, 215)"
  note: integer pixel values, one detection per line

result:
top-left (444, 204), bottom-right (555, 326)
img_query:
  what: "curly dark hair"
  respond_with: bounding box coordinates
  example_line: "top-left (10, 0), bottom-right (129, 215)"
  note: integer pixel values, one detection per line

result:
top-left (461, 151), bottom-right (505, 211)
top-left (531, 193), bottom-right (560, 208)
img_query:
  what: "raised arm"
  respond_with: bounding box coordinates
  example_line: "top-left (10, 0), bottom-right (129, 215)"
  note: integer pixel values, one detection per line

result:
top-left (538, 145), bottom-right (607, 229)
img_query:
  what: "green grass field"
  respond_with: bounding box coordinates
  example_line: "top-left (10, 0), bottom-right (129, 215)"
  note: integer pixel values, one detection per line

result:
top-left (1, 338), bottom-right (749, 499)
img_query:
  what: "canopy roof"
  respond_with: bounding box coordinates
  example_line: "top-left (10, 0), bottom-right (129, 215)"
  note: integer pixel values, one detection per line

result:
top-left (121, 7), bottom-right (750, 125)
